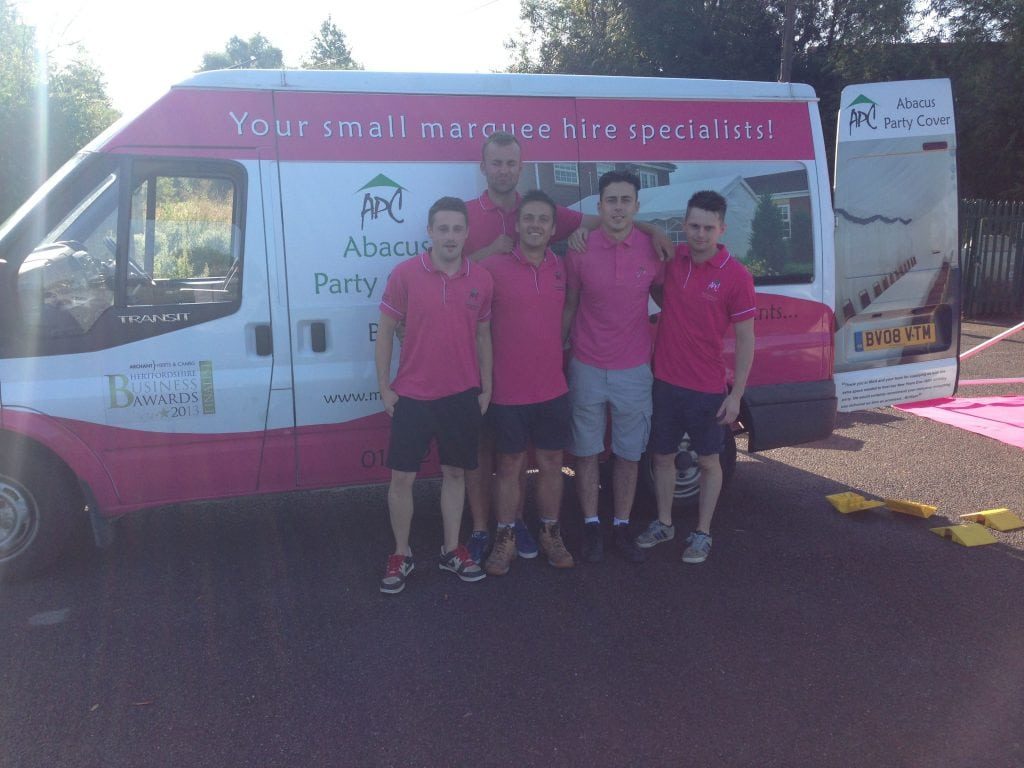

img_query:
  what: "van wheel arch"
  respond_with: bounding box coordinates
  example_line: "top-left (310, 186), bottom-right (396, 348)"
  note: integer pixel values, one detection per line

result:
top-left (639, 429), bottom-right (738, 513)
top-left (0, 432), bottom-right (85, 581)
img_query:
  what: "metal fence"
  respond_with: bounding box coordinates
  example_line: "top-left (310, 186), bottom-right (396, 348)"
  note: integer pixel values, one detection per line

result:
top-left (960, 199), bottom-right (1024, 318)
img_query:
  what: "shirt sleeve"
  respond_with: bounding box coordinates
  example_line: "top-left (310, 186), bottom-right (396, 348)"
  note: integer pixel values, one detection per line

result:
top-left (553, 204), bottom-right (584, 242)
top-left (565, 249), bottom-right (582, 291)
top-left (727, 266), bottom-right (757, 323)
top-left (477, 270), bottom-right (494, 322)
top-left (379, 267), bottom-right (407, 321)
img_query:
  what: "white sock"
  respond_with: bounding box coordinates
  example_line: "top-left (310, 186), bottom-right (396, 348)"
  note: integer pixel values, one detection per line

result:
top-left (613, 518), bottom-right (629, 526)
top-left (584, 516), bottom-right (600, 525)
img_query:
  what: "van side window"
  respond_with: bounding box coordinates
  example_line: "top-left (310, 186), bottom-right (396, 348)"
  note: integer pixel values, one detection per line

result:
top-left (17, 173), bottom-right (119, 338)
top-left (127, 174), bottom-right (241, 307)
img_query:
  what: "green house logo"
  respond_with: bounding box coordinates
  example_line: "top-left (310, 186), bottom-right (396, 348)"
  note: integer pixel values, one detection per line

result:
top-left (847, 94), bottom-right (878, 132)
top-left (359, 174), bottom-right (407, 230)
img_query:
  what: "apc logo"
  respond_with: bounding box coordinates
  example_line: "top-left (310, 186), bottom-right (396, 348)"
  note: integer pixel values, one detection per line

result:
top-left (846, 94), bottom-right (878, 133)
top-left (359, 174), bottom-right (407, 230)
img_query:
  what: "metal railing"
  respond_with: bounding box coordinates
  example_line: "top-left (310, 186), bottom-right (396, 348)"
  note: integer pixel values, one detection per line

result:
top-left (960, 199), bottom-right (1024, 318)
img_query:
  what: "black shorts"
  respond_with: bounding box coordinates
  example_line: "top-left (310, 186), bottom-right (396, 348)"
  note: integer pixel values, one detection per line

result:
top-left (648, 379), bottom-right (726, 457)
top-left (386, 389), bottom-right (482, 472)
top-left (490, 394), bottom-right (571, 455)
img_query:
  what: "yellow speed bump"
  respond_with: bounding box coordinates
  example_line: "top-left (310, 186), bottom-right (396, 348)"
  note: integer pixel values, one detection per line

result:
top-left (826, 492), bottom-right (886, 514)
top-left (930, 523), bottom-right (997, 547)
top-left (960, 508), bottom-right (1024, 531)
top-left (883, 499), bottom-right (938, 518)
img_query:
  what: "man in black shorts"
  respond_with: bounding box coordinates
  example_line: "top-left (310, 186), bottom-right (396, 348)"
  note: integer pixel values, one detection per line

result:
top-left (375, 197), bottom-right (494, 593)
top-left (479, 190), bottom-right (575, 575)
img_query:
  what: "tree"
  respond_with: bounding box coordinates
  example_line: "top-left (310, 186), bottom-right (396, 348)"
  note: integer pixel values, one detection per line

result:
top-left (0, 1), bottom-right (118, 222)
top-left (304, 16), bottom-right (362, 70)
top-left (747, 193), bottom-right (788, 276)
top-left (199, 34), bottom-right (284, 71)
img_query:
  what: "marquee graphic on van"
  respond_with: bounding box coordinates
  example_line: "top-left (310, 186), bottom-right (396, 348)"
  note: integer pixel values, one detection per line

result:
top-left (846, 94), bottom-right (878, 134)
top-left (358, 174), bottom-right (407, 230)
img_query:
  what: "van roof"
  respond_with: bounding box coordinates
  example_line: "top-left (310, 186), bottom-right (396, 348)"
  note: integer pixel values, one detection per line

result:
top-left (173, 69), bottom-right (818, 102)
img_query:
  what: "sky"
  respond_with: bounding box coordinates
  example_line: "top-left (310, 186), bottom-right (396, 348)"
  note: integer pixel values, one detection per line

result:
top-left (16, 0), bottom-right (524, 116)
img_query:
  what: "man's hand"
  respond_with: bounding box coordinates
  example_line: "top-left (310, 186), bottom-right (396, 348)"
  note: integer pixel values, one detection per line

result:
top-left (395, 321), bottom-right (406, 344)
top-left (381, 387), bottom-right (399, 417)
top-left (491, 234), bottom-right (514, 255)
top-left (717, 392), bottom-right (741, 425)
top-left (652, 228), bottom-right (674, 261)
top-left (478, 389), bottom-right (491, 415)
top-left (567, 226), bottom-right (589, 252)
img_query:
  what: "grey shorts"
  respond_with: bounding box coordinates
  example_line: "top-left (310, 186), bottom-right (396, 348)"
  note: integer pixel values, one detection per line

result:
top-left (567, 357), bottom-right (653, 461)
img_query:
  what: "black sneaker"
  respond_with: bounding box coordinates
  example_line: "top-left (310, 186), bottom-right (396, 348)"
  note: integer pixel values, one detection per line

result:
top-left (613, 524), bottom-right (645, 563)
top-left (582, 521), bottom-right (604, 563)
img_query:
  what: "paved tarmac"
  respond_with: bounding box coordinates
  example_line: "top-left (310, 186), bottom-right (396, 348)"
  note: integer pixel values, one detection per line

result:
top-left (1, 320), bottom-right (1022, 768)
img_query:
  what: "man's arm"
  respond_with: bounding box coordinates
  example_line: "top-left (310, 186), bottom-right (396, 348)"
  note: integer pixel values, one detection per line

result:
top-left (467, 235), bottom-right (514, 263)
top-left (562, 283), bottom-right (580, 346)
top-left (475, 320), bottom-right (493, 415)
top-left (717, 318), bottom-right (755, 425)
top-left (634, 220), bottom-right (674, 261)
top-left (375, 312), bottom-right (401, 416)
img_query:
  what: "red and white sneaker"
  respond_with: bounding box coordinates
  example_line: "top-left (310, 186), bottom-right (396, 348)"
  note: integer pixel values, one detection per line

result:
top-left (379, 554), bottom-right (414, 594)
top-left (438, 545), bottom-right (486, 582)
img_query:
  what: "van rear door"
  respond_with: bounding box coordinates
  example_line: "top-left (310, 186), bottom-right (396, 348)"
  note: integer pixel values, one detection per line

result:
top-left (832, 79), bottom-right (960, 410)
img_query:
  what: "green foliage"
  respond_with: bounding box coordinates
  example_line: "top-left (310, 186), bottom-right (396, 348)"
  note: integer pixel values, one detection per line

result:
top-left (304, 16), bottom-right (362, 70)
top-left (0, 1), bottom-right (119, 222)
top-left (199, 34), bottom-right (284, 71)
top-left (747, 193), bottom-right (787, 275)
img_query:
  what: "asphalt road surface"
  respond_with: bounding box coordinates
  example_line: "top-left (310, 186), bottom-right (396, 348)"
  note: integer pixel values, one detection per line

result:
top-left (2, 320), bottom-right (1022, 768)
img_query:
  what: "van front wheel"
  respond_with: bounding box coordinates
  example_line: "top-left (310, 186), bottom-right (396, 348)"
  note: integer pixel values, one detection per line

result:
top-left (640, 430), bottom-right (737, 513)
top-left (0, 453), bottom-right (80, 582)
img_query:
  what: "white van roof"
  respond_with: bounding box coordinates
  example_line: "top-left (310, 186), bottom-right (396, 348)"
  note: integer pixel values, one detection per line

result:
top-left (173, 69), bottom-right (818, 103)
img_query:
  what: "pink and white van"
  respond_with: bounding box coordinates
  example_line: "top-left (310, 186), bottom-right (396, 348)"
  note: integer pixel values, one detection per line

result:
top-left (0, 71), bottom-right (959, 578)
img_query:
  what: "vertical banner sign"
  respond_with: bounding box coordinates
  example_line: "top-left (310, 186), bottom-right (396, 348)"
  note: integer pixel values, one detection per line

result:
top-left (832, 79), bottom-right (961, 411)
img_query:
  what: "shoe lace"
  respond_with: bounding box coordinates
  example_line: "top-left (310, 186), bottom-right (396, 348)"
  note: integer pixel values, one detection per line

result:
top-left (545, 525), bottom-right (569, 556)
top-left (385, 554), bottom-right (406, 577)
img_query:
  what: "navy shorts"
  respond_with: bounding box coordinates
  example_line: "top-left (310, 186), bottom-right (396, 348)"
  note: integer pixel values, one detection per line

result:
top-left (490, 394), bottom-right (571, 455)
top-left (386, 388), bottom-right (481, 472)
top-left (648, 379), bottom-right (726, 457)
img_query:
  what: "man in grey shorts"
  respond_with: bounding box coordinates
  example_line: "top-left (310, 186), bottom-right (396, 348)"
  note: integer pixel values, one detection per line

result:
top-left (562, 171), bottom-right (664, 562)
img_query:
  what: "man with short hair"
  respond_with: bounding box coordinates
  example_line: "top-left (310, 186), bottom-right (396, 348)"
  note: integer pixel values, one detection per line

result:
top-left (480, 190), bottom-right (575, 576)
top-left (563, 171), bottom-right (664, 563)
top-left (463, 132), bottom-right (673, 565)
top-left (375, 196), bottom-right (493, 594)
top-left (637, 190), bottom-right (756, 564)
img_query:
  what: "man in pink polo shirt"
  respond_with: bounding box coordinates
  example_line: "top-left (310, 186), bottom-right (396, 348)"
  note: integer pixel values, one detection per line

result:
top-left (375, 197), bottom-right (494, 594)
top-left (638, 190), bottom-right (756, 564)
top-left (563, 170), bottom-right (664, 563)
top-left (463, 132), bottom-right (674, 566)
top-left (479, 190), bottom-right (575, 576)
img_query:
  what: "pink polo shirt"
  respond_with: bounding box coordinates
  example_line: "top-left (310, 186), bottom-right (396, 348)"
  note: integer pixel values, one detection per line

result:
top-left (481, 247), bottom-right (568, 406)
top-left (566, 227), bottom-right (664, 370)
top-left (464, 190), bottom-right (583, 258)
top-left (653, 244), bottom-right (756, 393)
top-left (379, 252), bottom-right (493, 400)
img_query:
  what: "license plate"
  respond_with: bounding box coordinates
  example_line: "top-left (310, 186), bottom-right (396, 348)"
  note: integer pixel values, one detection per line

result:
top-left (855, 322), bottom-right (937, 352)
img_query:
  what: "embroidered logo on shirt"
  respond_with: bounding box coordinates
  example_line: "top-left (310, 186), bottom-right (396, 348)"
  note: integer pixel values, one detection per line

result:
top-left (707, 280), bottom-right (721, 292)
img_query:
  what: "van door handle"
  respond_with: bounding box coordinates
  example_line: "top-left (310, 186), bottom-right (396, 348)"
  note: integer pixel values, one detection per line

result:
top-left (255, 325), bottom-right (273, 356)
top-left (311, 322), bottom-right (327, 353)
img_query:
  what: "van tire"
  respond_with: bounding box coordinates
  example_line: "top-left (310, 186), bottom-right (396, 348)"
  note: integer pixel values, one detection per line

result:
top-left (0, 448), bottom-right (82, 582)
top-left (640, 430), bottom-right (737, 514)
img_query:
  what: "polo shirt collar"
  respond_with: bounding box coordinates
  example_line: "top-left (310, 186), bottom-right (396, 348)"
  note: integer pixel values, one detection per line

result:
top-left (681, 243), bottom-right (732, 268)
top-left (594, 226), bottom-right (642, 249)
top-left (512, 245), bottom-right (555, 266)
top-left (420, 250), bottom-right (471, 277)
top-left (480, 189), bottom-right (521, 212)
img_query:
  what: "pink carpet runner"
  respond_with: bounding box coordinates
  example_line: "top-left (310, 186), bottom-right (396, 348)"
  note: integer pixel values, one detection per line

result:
top-left (894, 396), bottom-right (1024, 450)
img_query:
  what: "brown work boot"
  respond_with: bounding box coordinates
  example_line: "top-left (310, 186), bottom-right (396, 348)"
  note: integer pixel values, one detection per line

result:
top-left (540, 522), bottom-right (575, 569)
top-left (485, 526), bottom-right (517, 576)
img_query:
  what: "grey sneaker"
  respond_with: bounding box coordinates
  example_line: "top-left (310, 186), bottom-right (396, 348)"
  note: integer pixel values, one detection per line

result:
top-left (636, 520), bottom-right (675, 549)
top-left (682, 531), bottom-right (712, 563)
top-left (439, 545), bottom-right (486, 582)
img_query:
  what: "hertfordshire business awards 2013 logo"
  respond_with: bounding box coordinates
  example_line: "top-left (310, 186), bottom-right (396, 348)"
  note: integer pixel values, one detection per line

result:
top-left (846, 94), bottom-right (878, 135)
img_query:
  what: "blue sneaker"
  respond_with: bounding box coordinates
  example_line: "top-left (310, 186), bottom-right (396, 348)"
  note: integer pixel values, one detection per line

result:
top-left (513, 519), bottom-right (538, 559)
top-left (467, 530), bottom-right (490, 565)
top-left (682, 531), bottom-right (712, 563)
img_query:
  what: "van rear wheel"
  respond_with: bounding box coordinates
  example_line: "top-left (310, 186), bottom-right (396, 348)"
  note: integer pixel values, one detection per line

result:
top-left (0, 452), bottom-right (80, 582)
top-left (640, 430), bottom-right (737, 513)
